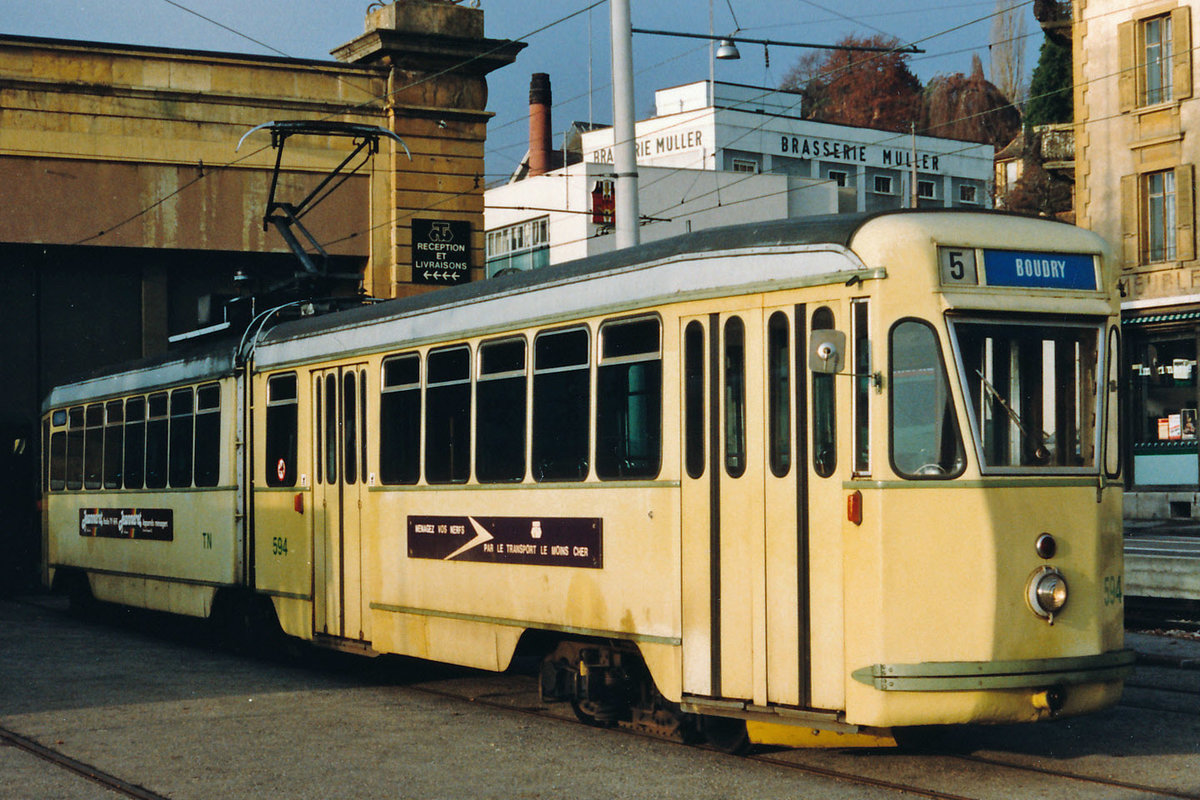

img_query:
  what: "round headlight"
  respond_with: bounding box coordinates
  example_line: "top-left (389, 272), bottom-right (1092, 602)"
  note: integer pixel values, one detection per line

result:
top-left (1027, 566), bottom-right (1068, 623)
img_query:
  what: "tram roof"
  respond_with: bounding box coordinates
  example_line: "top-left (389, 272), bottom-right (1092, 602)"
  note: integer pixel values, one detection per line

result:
top-left (262, 211), bottom-right (872, 347)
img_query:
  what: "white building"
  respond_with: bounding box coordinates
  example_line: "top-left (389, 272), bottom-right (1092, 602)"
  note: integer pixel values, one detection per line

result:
top-left (485, 79), bottom-right (995, 276)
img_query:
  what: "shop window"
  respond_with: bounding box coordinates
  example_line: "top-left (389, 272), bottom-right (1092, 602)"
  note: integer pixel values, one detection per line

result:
top-left (1129, 333), bottom-right (1198, 486)
top-left (959, 184), bottom-right (979, 204)
top-left (873, 175), bottom-right (893, 195)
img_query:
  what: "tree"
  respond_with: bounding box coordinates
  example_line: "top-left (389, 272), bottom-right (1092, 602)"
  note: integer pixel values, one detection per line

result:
top-left (921, 54), bottom-right (1021, 149)
top-left (1024, 35), bottom-right (1073, 127)
top-left (780, 34), bottom-right (923, 134)
top-left (989, 0), bottom-right (1028, 107)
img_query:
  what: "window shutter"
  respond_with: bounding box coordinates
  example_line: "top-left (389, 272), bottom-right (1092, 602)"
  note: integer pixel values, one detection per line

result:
top-left (1172, 6), bottom-right (1193, 101)
top-left (1176, 163), bottom-right (1195, 262)
top-left (1121, 173), bottom-right (1140, 266)
top-left (1118, 20), bottom-right (1137, 111)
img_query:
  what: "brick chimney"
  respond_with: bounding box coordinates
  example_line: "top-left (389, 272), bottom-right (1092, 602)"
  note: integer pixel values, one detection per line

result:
top-left (528, 73), bottom-right (552, 177)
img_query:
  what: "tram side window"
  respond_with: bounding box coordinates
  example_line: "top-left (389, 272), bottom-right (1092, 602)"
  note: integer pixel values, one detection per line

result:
top-left (83, 404), bottom-right (104, 490)
top-left (684, 321), bottom-right (705, 479)
top-left (49, 410), bottom-right (67, 491)
top-left (476, 338), bottom-right (527, 482)
top-left (65, 407), bottom-right (85, 490)
top-left (169, 388), bottom-right (194, 488)
top-left (533, 328), bottom-right (590, 481)
top-left (194, 384), bottom-right (221, 487)
top-left (812, 307), bottom-right (837, 478)
top-left (723, 317), bottom-right (747, 478)
top-left (597, 317), bottom-right (662, 480)
top-left (852, 299), bottom-right (871, 475)
top-left (145, 393), bottom-right (169, 489)
top-left (380, 354), bottom-right (421, 485)
top-left (889, 320), bottom-right (965, 478)
top-left (768, 312), bottom-right (792, 477)
top-left (266, 374), bottom-right (298, 487)
top-left (124, 397), bottom-right (146, 489)
top-left (426, 347), bottom-right (471, 484)
top-left (103, 400), bottom-right (124, 489)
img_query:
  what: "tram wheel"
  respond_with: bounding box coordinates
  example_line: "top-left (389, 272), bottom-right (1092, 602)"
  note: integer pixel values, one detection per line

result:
top-left (701, 716), bottom-right (751, 755)
top-left (571, 699), bottom-right (619, 728)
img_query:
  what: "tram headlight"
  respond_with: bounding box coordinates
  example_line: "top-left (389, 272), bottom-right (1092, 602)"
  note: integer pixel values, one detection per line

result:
top-left (1026, 566), bottom-right (1068, 624)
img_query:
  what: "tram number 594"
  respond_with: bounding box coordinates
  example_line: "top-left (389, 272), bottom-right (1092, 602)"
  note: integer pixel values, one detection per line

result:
top-left (1103, 574), bottom-right (1124, 606)
top-left (272, 536), bottom-right (289, 556)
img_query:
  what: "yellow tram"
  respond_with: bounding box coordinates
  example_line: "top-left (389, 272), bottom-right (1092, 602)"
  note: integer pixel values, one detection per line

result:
top-left (42, 210), bottom-right (1133, 748)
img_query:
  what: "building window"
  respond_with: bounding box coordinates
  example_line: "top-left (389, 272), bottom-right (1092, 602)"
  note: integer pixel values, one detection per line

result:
top-left (1122, 165), bottom-right (1195, 266)
top-left (959, 184), bottom-right (978, 204)
top-left (873, 175), bottom-right (893, 195)
top-left (917, 180), bottom-right (936, 200)
top-left (1144, 15), bottom-right (1173, 106)
top-left (485, 217), bottom-right (549, 277)
top-left (828, 170), bottom-right (848, 188)
top-left (1146, 169), bottom-right (1177, 263)
top-left (731, 158), bottom-right (759, 174)
top-left (1119, 8), bottom-right (1192, 112)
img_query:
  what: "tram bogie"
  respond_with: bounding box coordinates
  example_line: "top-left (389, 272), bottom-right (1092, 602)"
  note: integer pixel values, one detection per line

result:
top-left (42, 210), bottom-right (1133, 746)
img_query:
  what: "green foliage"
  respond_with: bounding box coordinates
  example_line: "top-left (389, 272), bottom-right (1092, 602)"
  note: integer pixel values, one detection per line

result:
top-left (1025, 35), bottom-right (1073, 126)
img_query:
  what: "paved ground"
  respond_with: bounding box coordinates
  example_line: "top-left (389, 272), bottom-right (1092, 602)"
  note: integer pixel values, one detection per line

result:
top-left (3, 596), bottom-right (1199, 800)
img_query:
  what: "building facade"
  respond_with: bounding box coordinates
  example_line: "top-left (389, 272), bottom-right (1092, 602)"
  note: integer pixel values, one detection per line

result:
top-left (486, 80), bottom-right (994, 273)
top-left (0, 0), bottom-right (521, 589)
top-left (1075, 0), bottom-right (1200, 517)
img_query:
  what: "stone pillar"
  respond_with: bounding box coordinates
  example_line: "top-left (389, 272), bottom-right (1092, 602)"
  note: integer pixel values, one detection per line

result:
top-left (333, 0), bottom-right (524, 297)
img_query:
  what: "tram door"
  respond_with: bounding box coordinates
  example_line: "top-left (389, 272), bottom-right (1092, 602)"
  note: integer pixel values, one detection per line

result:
top-left (311, 365), bottom-right (368, 642)
top-left (680, 306), bottom-right (812, 709)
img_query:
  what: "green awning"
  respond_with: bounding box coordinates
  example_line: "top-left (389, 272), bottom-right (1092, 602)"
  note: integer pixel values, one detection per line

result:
top-left (1123, 310), bottom-right (1200, 325)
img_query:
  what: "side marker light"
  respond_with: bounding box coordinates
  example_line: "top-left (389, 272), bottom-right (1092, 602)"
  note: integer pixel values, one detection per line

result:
top-left (847, 490), bottom-right (863, 526)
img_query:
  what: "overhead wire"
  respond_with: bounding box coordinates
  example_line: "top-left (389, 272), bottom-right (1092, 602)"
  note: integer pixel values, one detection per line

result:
top-left (54, 0), bottom-right (1159, 275)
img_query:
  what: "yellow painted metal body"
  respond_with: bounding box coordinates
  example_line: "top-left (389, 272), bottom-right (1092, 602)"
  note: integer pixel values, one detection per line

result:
top-left (43, 212), bottom-right (1127, 740)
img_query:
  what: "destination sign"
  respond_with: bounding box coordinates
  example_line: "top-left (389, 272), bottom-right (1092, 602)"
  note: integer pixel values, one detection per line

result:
top-left (982, 249), bottom-right (1097, 291)
top-left (407, 515), bottom-right (602, 569)
top-left (79, 508), bottom-right (173, 541)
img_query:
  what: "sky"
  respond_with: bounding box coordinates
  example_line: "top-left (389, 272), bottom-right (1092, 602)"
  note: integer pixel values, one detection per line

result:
top-left (0, 0), bottom-right (1039, 181)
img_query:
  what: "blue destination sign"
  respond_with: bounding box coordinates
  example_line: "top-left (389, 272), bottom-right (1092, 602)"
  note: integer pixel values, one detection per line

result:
top-left (982, 250), bottom-right (1097, 291)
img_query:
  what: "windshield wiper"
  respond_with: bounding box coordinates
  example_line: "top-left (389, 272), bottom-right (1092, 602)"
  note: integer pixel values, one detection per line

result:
top-left (975, 370), bottom-right (1051, 464)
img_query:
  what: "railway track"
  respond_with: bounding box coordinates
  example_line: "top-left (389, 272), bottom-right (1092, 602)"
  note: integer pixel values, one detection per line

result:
top-left (0, 726), bottom-right (173, 800)
top-left (10, 598), bottom-right (1200, 800)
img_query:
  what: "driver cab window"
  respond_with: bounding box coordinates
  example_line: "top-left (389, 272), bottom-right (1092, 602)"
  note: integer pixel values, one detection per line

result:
top-left (890, 319), bottom-right (965, 478)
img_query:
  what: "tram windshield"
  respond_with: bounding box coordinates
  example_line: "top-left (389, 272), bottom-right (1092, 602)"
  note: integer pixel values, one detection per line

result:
top-left (950, 319), bottom-right (1101, 472)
